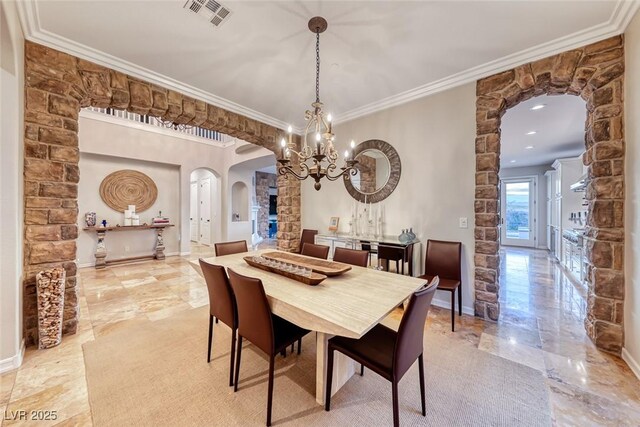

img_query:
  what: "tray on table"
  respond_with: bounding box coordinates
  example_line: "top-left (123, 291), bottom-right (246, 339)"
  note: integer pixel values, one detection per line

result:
top-left (243, 256), bottom-right (327, 286)
top-left (260, 251), bottom-right (352, 277)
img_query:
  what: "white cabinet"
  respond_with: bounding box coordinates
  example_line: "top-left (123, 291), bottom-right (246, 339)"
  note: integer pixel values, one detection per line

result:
top-left (551, 157), bottom-right (584, 264)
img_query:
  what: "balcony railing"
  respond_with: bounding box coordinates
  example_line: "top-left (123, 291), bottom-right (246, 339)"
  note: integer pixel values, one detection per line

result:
top-left (83, 106), bottom-right (231, 144)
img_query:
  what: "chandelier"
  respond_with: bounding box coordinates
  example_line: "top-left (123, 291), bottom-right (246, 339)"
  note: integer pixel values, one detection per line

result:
top-left (277, 16), bottom-right (358, 191)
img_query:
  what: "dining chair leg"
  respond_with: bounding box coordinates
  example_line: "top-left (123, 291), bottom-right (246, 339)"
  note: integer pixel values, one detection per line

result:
top-left (233, 336), bottom-right (243, 392)
top-left (392, 380), bottom-right (400, 427)
top-left (297, 338), bottom-right (302, 355)
top-left (229, 328), bottom-right (236, 387)
top-left (360, 364), bottom-right (364, 376)
top-left (325, 347), bottom-right (334, 411)
top-left (458, 286), bottom-right (462, 316)
top-left (418, 353), bottom-right (426, 416)
top-left (451, 291), bottom-right (455, 332)
top-left (266, 355), bottom-right (275, 427)
top-left (207, 315), bottom-right (214, 363)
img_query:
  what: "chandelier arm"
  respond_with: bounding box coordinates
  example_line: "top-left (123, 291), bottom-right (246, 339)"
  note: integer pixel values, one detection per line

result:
top-left (278, 160), bottom-right (312, 181)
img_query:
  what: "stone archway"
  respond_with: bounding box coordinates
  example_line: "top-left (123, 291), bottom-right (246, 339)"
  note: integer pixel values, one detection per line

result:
top-left (22, 41), bottom-right (301, 344)
top-left (474, 35), bottom-right (625, 353)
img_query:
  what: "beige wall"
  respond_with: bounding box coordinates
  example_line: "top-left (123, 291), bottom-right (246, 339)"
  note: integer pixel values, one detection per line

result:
top-left (624, 10), bottom-right (640, 377)
top-left (0, 0), bottom-right (25, 370)
top-left (302, 83), bottom-right (476, 312)
top-left (77, 153), bottom-right (181, 266)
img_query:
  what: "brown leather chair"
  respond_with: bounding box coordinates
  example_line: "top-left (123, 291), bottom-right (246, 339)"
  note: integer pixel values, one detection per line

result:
top-left (359, 240), bottom-right (377, 266)
top-left (378, 244), bottom-right (406, 274)
top-left (298, 229), bottom-right (318, 253)
top-left (214, 240), bottom-right (248, 257)
top-left (325, 277), bottom-right (439, 427)
top-left (199, 259), bottom-right (237, 386)
top-left (228, 269), bottom-right (310, 427)
top-left (333, 247), bottom-right (369, 267)
top-left (301, 243), bottom-right (330, 260)
top-left (418, 240), bottom-right (462, 331)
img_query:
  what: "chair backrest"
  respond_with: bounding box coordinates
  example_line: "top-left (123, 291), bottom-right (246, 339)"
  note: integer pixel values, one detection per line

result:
top-left (394, 277), bottom-right (439, 378)
top-left (378, 244), bottom-right (405, 261)
top-left (333, 247), bottom-right (369, 267)
top-left (301, 243), bottom-right (330, 260)
top-left (199, 259), bottom-right (236, 327)
top-left (227, 268), bottom-right (274, 354)
top-left (214, 240), bottom-right (248, 257)
top-left (424, 240), bottom-right (462, 281)
top-left (299, 229), bottom-right (318, 253)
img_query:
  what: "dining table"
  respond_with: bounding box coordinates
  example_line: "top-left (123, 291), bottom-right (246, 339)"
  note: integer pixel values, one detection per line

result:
top-left (191, 249), bottom-right (428, 404)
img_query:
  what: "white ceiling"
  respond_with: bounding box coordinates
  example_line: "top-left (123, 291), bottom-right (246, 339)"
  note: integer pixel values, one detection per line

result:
top-left (29, 1), bottom-right (627, 129)
top-left (501, 95), bottom-right (586, 168)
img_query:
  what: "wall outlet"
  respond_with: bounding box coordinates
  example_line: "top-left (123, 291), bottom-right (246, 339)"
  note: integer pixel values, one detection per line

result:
top-left (124, 245), bottom-right (130, 252)
top-left (459, 217), bottom-right (468, 229)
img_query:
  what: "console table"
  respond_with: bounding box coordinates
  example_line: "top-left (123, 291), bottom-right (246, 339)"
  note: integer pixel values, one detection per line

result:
top-left (83, 224), bottom-right (174, 269)
top-left (315, 233), bottom-right (421, 276)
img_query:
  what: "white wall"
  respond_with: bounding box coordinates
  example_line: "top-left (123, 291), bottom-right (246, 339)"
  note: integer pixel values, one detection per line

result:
top-left (624, 9), bottom-right (640, 378)
top-left (0, 0), bottom-right (25, 371)
top-left (302, 83), bottom-right (476, 313)
top-left (78, 111), bottom-right (273, 254)
top-left (500, 164), bottom-right (551, 249)
top-left (77, 153), bottom-right (180, 266)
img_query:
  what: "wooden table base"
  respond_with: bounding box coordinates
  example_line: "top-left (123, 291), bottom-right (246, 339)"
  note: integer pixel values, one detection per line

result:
top-left (84, 224), bottom-right (173, 269)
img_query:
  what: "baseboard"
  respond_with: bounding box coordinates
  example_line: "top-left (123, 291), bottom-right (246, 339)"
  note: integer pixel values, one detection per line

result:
top-left (78, 252), bottom-right (181, 269)
top-left (431, 297), bottom-right (475, 316)
top-left (622, 347), bottom-right (640, 380)
top-left (0, 339), bottom-right (25, 374)
top-left (180, 251), bottom-right (191, 256)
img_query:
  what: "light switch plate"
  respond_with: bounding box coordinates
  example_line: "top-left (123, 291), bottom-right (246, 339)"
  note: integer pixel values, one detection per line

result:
top-left (459, 217), bottom-right (468, 228)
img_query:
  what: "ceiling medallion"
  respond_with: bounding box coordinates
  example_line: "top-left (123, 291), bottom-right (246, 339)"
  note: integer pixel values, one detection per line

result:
top-left (277, 16), bottom-right (358, 191)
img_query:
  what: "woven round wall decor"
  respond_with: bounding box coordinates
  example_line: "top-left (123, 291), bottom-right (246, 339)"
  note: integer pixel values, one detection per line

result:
top-left (99, 170), bottom-right (158, 212)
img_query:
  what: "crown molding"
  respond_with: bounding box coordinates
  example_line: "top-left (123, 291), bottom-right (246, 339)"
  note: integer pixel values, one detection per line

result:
top-left (17, 0), bottom-right (640, 129)
top-left (15, 0), bottom-right (296, 133)
top-left (335, 0), bottom-right (640, 125)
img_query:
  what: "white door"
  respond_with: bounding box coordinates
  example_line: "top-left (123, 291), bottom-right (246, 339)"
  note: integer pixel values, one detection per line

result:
top-left (199, 178), bottom-right (212, 245)
top-left (500, 177), bottom-right (536, 247)
top-left (190, 182), bottom-right (198, 241)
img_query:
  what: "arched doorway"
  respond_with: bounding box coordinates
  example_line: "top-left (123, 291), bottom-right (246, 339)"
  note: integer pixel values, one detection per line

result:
top-left (474, 35), bottom-right (625, 353)
top-left (190, 168), bottom-right (220, 246)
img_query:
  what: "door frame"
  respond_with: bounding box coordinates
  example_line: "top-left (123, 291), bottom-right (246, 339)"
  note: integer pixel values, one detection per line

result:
top-left (500, 175), bottom-right (537, 248)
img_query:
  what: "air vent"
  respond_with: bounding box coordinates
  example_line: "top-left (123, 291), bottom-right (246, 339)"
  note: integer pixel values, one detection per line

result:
top-left (183, 0), bottom-right (232, 28)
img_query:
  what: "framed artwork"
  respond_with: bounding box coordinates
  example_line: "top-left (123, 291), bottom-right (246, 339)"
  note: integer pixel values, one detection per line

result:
top-left (329, 216), bottom-right (340, 232)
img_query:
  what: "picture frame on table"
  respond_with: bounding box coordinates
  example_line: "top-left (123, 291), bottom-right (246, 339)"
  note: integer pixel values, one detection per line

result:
top-left (329, 216), bottom-right (340, 232)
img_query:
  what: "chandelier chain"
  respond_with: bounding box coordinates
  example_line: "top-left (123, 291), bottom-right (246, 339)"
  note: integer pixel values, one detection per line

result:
top-left (315, 30), bottom-right (320, 104)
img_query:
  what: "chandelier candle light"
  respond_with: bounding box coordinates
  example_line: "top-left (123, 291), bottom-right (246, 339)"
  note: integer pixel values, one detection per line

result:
top-left (277, 16), bottom-right (358, 191)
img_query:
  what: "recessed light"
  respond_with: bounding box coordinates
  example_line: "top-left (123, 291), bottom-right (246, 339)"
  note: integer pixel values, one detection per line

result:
top-left (530, 104), bottom-right (545, 110)
top-left (526, 131), bottom-right (537, 135)
top-left (510, 160), bottom-right (517, 163)
top-left (525, 145), bottom-right (534, 150)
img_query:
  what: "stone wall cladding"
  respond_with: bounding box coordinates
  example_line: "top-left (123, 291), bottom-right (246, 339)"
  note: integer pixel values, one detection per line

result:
top-left (255, 171), bottom-right (277, 238)
top-left (475, 35), bottom-right (625, 353)
top-left (23, 41), bottom-right (301, 345)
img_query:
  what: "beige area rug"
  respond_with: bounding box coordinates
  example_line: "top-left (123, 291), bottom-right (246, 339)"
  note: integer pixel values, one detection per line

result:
top-left (83, 307), bottom-right (551, 426)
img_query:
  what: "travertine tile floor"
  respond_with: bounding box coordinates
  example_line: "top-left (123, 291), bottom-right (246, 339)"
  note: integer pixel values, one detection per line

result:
top-left (1, 244), bottom-right (639, 426)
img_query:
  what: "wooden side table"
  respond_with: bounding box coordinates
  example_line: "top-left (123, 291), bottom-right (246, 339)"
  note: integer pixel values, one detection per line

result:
top-left (83, 224), bottom-right (175, 269)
